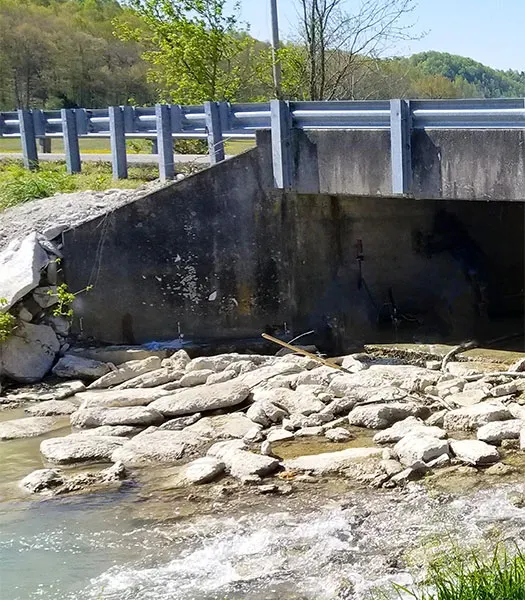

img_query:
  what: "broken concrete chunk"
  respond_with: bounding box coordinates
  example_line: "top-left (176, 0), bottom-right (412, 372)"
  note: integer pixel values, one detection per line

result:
top-left (0, 232), bottom-right (50, 312)
top-left (52, 355), bottom-right (112, 380)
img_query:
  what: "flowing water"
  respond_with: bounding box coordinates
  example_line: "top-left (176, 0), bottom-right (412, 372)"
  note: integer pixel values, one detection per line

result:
top-left (3, 405), bottom-right (525, 600)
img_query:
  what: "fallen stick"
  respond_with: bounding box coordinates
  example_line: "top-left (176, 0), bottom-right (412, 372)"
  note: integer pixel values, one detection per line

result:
top-left (440, 341), bottom-right (478, 371)
top-left (261, 333), bottom-right (348, 372)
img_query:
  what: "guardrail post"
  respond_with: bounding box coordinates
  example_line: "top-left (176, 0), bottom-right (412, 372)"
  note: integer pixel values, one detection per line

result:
top-left (33, 110), bottom-right (50, 153)
top-left (18, 109), bottom-right (38, 170)
top-left (76, 109), bottom-right (89, 136)
top-left (61, 109), bottom-right (81, 174)
top-left (270, 99), bottom-right (293, 189)
top-left (390, 99), bottom-right (412, 195)
top-left (155, 103), bottom-right (175, 181)
top-left (109, 106), bottom-right (127, 179)
top-left (204, 101), bottom-right (225, 164)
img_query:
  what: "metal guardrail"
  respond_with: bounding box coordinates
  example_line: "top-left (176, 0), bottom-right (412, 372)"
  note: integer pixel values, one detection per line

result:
top-left (2, 98), bottom-right (525, 186)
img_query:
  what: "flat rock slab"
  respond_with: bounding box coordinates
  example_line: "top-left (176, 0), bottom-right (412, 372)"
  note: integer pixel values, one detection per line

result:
top-left (70, 406), bottom-right (164, 429)
top-left (150, 381), bottom-right (250, 417)
top-left (111, 430), bottom-right (208, 466)
top-left (88, 357), bottom-right (163, 389)
top-left (183, 413), bottom-right (254, 440)
top-left (394, 434), bottom-right (450, 467)
top-left (40, 434), bottom-right (125, 464)
top-left (161, 457), bottom-right (225, 488)
top-left (253, 388), bottom-right (325, 416)
top-left (75, 425), bottom-right (143, 437)
top-left (228, 450), bottom-right (280, 481)
top-left (76, 388), bottom-right (169, 409)
top-left (477, 420), bottom-right (522, 444)
top-left (20, 469), bottom-right (64, 493)
top-left (449, 439), bottom-right (500, 466)
top-left (52, 355), bottom-right (111, 380)
top-left (116, 368), bottom-right (184, 389)
top-left (443, 402), bottom-right (512, 431)
top-left (0, 416), bottom-right (65, 440)
top-left (374, 417), bottom-right (447, 444)
top-left (284, 447), bottom-right (382, 475)
top-left (25, 400), bottom-right (78, 416)
top-left (348, 402), bottom-right (428, 429)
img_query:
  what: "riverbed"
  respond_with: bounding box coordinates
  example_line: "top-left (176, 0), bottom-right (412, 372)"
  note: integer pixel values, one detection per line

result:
top-left (3, 407), bottom-right (525, 600)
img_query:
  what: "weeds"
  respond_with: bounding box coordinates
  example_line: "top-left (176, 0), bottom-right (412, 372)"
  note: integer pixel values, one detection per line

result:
top-left (393, 544), bottom-right (525, 600)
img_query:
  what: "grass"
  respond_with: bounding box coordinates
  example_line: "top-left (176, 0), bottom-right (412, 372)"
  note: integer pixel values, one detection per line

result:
top-left (0, 137), bottom-right (255, 155)
top-left (0, 160), bottom-right (159, 211)
top-left (392, 545), bottom-right (525, 600)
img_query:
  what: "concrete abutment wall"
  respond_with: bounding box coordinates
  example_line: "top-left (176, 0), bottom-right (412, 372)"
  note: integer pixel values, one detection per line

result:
top-left (62, 129), bottom-right (525, 352)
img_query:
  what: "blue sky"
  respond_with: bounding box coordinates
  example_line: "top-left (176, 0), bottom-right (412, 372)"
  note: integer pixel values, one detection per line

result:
top-left (237, 0), bottom-right (525, 72)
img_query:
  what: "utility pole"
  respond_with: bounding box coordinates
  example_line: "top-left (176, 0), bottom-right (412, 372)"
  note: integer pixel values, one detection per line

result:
top-left (270, 0), bottom-right (282, 98)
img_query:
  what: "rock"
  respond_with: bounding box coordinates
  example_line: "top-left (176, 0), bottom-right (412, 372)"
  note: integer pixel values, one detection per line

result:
top-left (322, 417), bottom-right (350, 431)
top-left (288, 412), bottom-right (334, 429)
top-left (447, 389), bottom-right (488, 407)
top-left (159, 413), bottom-right (202, 431)
top-left (261, 440), bottom-right (272, 456)
top-left (18, 307), bottom-right (33, 322)
top-left (71, 406), bottom-right (164, 429)
top-left (228, 450), bottom-right (280, 482)
top-left (75, 425), bottom-right (142, 437)
top-left (321, 397), bottom-right (358, 417)
top-left (348, 402), bottom-right (429, 429)
top-left (88, 357), bottom-right (163, 389)
top-left (183, 413), bottom-right (254, 440)
top-left (20, 468), bottom-right (64, 493)
top-left (445, 363), bottom-right (483, 378)
top-left (390, 464), bottom-right (427, 485)
top-left (185, 355), bottom-right (235, 373)
top-left (373, 417), bottom-right (447, 444)
top-left (394, 434), bottom-right (450, 467)
top-left (507, 402), bottom-right (525, 420)
top-left (324, 427), bottom-right (353, 442)
top-left (477, 420), bottom-right (522, 444)
top-left (0, 416), bottom-right (64, 440)
top-left (76, 388), bottom-right (169, 409)
top-left (207, 370), bottom-right (236, 385)
top-left (43, 315), bottom-right (70, 337)
top-left (150, 381), bottom-right (251, 417)
top-left (164, 457), bottom-right (225, 487)
top-left (52, 355), bottom-right (111, 380)
top-left (380, 459), bottom-right (404, 477)
top-left (295, 426), bottom-right (324, 437)
top-left (0, 232), bottom-right (49, 312)
top-left (508, 358), bottom-right (525, 373)
top-left (284, 447), bottom-right (382, 474)
top-left (443, 402), bottom-right (512, 431)
top-left (253, 388), bottom-right (325, 416)
top-left (258, 484), bottom-right (279, 494)
top-left (25, 400), bottom-right (78, 416)
top-left (280, 355), bottom-right (318, 370)
top-left (491, 382), bottom-right (518, 397)
top-left (449, 439), bottom-right (500, 466)
top-left (294, 366), bottom-right (341, 386)
top-left (426, 360), bottom-right (441, 370)
top-left (207, 439), bottom-right (247, 461)
top-left (161, 350), bottom-right (191, 370)
top-left (10, 380), bottom-right (86, 403)
top-left (427, 453), bottom-right (451, 468)
top-left (0, 322), bottom-right (59, 383)
top-left (502, 438), bottom-right (520, 450)
top-left (243, 426), bottom-right (265, 444)
top-left (111, 430), bottom-right (208, 466)
top-left (436, 377), bottom-right (465, 398)
top-left (32, 286), bottom-right (58, 308)
top-left (426, 410), bottom-right (448, 427)
top-left (70, 346), bottom-right (167, 366)
top-left (247, 400), bottom-right (287, 427)
top-left (341, 355), bottom-right (367, 372)
top-left (266, 428), bottom-right (294, 443)
top-left (116, 368), bottom-right (184, 389)
top-left (40, 434), bottom-right (125, 464)
top-left (179, 369), bottom-right (214, 387)
top-left (237, 363), bottom-right (302, 389)
top-left (485, 462), bottom-right (516, 476)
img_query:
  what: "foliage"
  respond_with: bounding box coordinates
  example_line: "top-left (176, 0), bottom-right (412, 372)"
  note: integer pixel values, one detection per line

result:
top-left (0, 161), bottom-right (158, 211)
top-left (115, 0), bottom-right (255, 103)
top-left (49, 283), bottom-right (93, 320)
top-left (392, 544), bottom-right (525, 600)
top-left (0, 298), bottom-right (16, 343)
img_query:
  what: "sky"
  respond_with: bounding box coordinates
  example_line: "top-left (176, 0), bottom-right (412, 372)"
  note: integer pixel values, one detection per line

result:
top-left (237, 0), bottom-right (525, 72)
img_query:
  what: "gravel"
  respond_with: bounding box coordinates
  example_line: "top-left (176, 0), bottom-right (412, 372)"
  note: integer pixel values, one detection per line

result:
top-left (0, 181), bottom-right (169, 251)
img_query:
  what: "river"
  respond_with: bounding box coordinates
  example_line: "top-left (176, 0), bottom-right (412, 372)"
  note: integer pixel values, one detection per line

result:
top-left (2, 406), bottom-right (525, 600)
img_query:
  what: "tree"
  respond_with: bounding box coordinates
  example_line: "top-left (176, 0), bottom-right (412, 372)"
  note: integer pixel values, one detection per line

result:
top-left (295, 0), bottom-right (422, 100)
top-left (116, 0), bottom-right (254, 103)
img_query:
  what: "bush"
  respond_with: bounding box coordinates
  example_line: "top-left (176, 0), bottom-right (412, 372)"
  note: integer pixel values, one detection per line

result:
top-left (394, 544), bottom-right (525, 600)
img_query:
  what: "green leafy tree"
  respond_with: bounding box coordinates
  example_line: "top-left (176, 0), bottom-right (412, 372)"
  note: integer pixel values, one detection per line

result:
top-left (116, 0), bottom-right (254, 103)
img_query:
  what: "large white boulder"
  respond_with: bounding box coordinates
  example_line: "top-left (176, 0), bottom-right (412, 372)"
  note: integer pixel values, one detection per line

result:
top-left (70, 406), bottom-right (164, 429)
top-left (0, 232), bottom-right (49, 312)
top-left (477, 420), bottom-right (522, 444)
top-left (348, 402), bottom-right (428, 429)
top-left (394, 434), bottom-right (450, 467)
top-left (88, 357), bottom-right (163, 389)
top-left (150, 380), bottom-right (250, 417)
top-left (374, 417), bottom-right (447, 444)
top-left (0, 322), bottom-right (59, 383)
top-left (52, 355), bottom-right (112, 380)
top-left (449, 439), bottom-right (500, 466)
top-left (252, 388), bottom-right (325, 416)
top-left (443, 402), bottom-right (512, 431)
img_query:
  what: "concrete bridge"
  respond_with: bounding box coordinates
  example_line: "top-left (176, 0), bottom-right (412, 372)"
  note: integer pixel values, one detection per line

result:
top-left (49, 99), bottom-right (525, 352)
